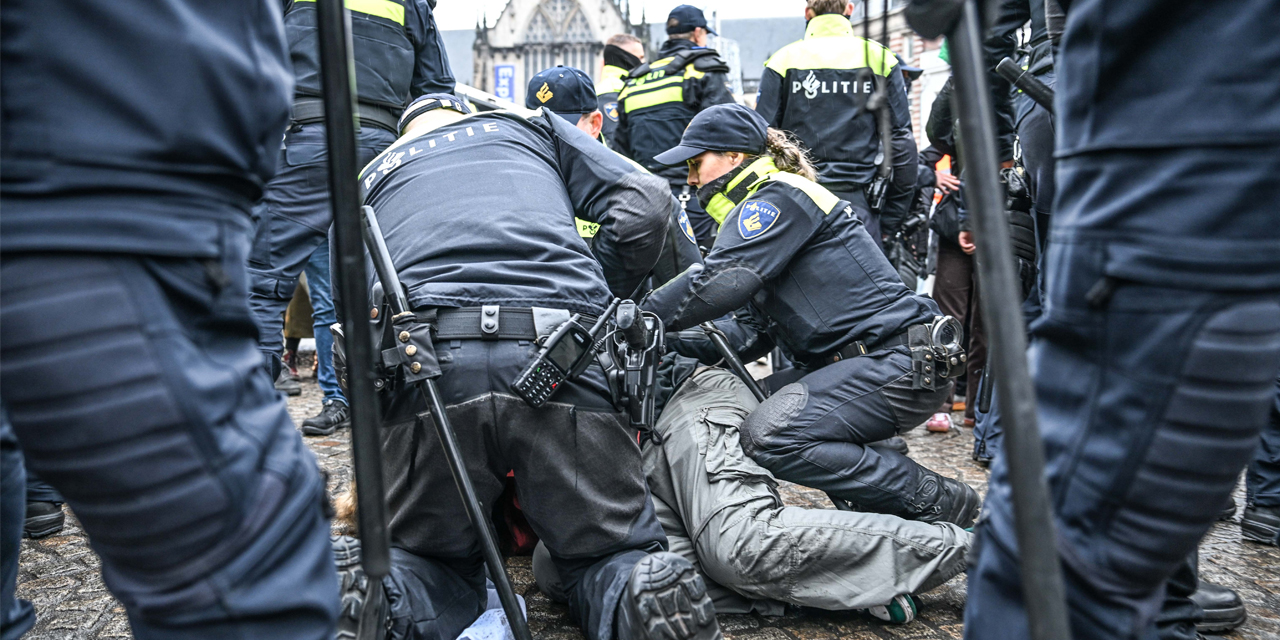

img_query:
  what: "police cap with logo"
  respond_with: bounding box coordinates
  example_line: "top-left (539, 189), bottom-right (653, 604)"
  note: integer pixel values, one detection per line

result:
top-left (653, 104), bottom-right (768, 166)
top-left (666, 4), bottom-right (717, 35)
top-left (525, 66), bottom-right (597, 123)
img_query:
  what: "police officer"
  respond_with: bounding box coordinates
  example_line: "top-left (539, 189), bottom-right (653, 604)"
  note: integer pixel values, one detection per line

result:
top-left (527, 65), bottom-right (702, 289)
top-left (598, 34), bottom-right (647, 149)
top-left (643, 105), bottom-right (981, 528)
top-left (615, 4), bottom-right (735, 246)
top-left (335, 94), bottom-right (722, 640)
top-left (963, 1), bottom-right (1280, 638)
top-left (755, 0), bottom-right (919, 250)
top-left (0, 1), bottom-right (339, 636)
top-left (249, 0), bottom-right (455, 432)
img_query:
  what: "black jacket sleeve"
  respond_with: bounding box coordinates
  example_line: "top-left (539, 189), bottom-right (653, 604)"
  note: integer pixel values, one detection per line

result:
top-left (879, 66), bottom-right (920, 238)
top-left (691, 71), bottom-right (736, 112)
top-left (983, 0), bottom-right (1029, 163)
top-left (546, 115), bottom-right (669, 298)
top-left (754, 67), bottom-right (786, 126)
top-left (407, 0), bottom-right (456, 96)
top-left (926, 78), bottom-right (957, 160)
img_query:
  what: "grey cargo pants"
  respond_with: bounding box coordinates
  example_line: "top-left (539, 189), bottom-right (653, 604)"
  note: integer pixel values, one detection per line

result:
top-left (642, 368), bottom-right (971, 612)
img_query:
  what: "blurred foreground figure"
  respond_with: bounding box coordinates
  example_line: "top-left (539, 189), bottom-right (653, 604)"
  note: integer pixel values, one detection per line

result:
top-left (964, 2), bottom-right (1280, 638)
top-left (1, 1), bottom-right (340, 638)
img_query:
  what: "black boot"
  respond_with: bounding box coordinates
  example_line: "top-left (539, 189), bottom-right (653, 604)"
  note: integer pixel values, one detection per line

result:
top-left (302, 400), bottom-right (350, 436)
top-left (617, 552), bottom-right (721, 640)
top-left (1217, 495), bottom-right (1237, 521)
top-left (23, 501), bottom-right (65, 539)
top-left (1190, 581), bottom-right (1246, 634)
top-left (1242, 504), bottom-right (1280, 545)
top-left (334, 535), bottom-right (387, 640)
top-left (912, 470), bottom-right (982, 529)
top-left (275, 369), bottom-right (302, 396)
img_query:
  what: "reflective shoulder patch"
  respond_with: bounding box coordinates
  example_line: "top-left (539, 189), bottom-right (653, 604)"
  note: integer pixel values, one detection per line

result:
top-left (604, 101), bottom-right (619, 122)
top-left (767, 172), bottom-right (841, 214)
top-left (576, 218), bottom-right (600, 239)
top-left (677, 208), bottom-right (697, 244)
top-left (738, 200), bottom-right (782, 240)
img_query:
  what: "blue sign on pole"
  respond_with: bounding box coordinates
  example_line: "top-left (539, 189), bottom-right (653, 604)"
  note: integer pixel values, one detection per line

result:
top-left (495, 65), bottom-right (516, 101)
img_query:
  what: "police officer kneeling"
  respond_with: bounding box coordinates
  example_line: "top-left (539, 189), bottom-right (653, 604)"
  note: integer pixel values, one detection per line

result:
top-left (340, 94), bottom-right (723, 640)
top-left (643, 105), bottom-right (981, 527)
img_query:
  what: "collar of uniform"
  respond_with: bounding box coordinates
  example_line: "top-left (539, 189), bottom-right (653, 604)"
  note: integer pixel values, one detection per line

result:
top-left (660, 38), bottom-right (699, 57)
top-left (705, 156), bottom-right (779, 226)
top-left (602, 65), bottom-right (630, 81)
top-left (805, 14), bottom-right (854, 40)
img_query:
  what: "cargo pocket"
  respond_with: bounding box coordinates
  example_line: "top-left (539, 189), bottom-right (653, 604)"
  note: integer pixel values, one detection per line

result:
top-left (700, 407), bottom-right (777, 488)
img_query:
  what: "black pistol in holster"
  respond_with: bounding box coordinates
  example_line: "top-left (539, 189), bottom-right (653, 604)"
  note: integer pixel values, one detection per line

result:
top-left (607, 300), bottom-right (665, 442)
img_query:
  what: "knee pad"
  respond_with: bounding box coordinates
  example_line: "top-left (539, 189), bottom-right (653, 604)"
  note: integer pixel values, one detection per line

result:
top-left (741, 383), bottom-right (808, 458)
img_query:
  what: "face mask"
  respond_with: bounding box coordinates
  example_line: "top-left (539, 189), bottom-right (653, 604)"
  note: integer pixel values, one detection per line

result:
top-left (697, 164), bottom-right (746, 211)
top-left (603, 45), bottom-right (642, 71)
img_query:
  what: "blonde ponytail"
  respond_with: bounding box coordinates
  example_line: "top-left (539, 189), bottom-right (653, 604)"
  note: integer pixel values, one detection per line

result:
top-left (763, 128), bottom-right (818, 182)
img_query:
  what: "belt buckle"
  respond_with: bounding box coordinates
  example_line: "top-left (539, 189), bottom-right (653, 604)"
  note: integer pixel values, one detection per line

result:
top-left (481, 305), bottom-right (500, 339)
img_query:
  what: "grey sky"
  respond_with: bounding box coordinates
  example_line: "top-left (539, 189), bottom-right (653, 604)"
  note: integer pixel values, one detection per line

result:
top-left (433, 1), bottom-right (810, 31)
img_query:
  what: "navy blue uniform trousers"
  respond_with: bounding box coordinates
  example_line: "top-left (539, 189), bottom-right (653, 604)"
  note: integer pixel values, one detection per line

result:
top-left (0, 236), bottom-right (339, 638)
top-left (249, 124), bottom-right (397, 373)
top-left (964, 148), bottom-right (1280, 639)
top-left (1, 414), bottom-right (34, 640)
top-left (375, 339), bottom-right (667, 640)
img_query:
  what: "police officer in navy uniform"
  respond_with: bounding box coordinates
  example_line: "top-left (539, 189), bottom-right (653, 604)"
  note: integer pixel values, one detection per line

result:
top-left (755, 0), bottom-right (919, 251)
top-left (0, 1), bottom-right (340, 637)
top-left (527, 66), bottom-right (702, 289)
top-left (964, 1), bottom-right (1280, 639)
top-left (597, 34), bottom-right (647, 149)
top-left (249, 0), bottom-right (455, 432)
top-left (615, 5), bottom-right (735, 246)
top-left (334, 94), bottom-right (722, 640)
top-left (643, 105), bottom-right (981, 529)
top-left (1244, 378), bottom-right (1280, 545)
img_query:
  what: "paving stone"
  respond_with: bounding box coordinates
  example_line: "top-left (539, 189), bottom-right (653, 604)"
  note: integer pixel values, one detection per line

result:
top-left (14, 379), bottom-right (1280, 638)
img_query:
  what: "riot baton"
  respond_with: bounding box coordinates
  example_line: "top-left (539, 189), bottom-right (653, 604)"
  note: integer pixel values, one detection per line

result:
top-left (362, 206), bottom-right (533, 640)
top-left (995, 58), bottom-right (1055, 112)
top-left (698, 322), bottom-right (853, 511)
top-left (907, 2), bottom-right (1072, 639)
top-left (315, 0), bottom-right (392, 590)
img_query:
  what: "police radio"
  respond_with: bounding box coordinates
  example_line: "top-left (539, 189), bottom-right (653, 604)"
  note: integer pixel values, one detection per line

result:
top-left (513, 300), bottom-right (620, 408)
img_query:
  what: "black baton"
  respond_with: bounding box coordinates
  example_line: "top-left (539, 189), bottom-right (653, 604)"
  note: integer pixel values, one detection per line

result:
top-left (996, 58), bottom-right (1055, 112)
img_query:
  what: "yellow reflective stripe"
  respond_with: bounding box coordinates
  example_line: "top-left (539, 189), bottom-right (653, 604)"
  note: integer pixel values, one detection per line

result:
top-left (620, 85), bottom-right (683, 111)
top-left (619, 74), bottom-right (684, 98)
top-left (295, 0), bottom-right (405, 25)
top-left (576, 218), bottom-right (600, 238)
top-left (765, 35), bottom-right (894, 77)
top-left (767, 172), bottom-right (841, 214)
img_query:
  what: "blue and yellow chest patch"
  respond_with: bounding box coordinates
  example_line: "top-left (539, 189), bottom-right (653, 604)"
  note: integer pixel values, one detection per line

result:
top-left (738, 200), bottom-right (781, 240)
top-left (604, 101), bottom-right (620, 122)
top-left (677, 208), bottom-right (697, 244)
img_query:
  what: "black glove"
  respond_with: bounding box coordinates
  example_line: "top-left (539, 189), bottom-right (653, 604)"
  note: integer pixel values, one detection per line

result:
top-left (1001, 167), bottom-right (1037, 298)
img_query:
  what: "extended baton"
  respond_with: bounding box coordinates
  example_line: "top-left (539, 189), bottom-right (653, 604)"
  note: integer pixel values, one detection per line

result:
top-left (906, 2), bottom-right (1071, 639)
top-left (363, 207), bottom-right (532, 640)
top-left (996, 58), bottom-right (1055, 112)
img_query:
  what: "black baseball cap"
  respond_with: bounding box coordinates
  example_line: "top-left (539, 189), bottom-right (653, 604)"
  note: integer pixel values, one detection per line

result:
top-left (895, 53), bottom-right (923, 79)
top-left (666, 5), bottom-right (716, 36)
top-left (653, 104), bottom-right (767, 166)
top-left (525, 66), bottom-right (597, 123)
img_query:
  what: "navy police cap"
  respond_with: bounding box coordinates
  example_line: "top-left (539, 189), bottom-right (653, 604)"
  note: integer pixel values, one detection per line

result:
top-left (398, 93), bottom-right (472, 134)
top-left (667, 5), bottom-right (716, 35)
top-left (526, 66), bottom-right (597, 123)
top-left (654, 104), bottom-right (767, 166)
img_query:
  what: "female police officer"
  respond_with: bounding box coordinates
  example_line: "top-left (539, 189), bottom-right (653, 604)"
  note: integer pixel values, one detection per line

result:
top-left (642, 104), bottom-right (980, 527)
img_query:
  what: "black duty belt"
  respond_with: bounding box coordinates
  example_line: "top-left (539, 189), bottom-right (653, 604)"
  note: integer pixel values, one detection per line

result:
top-left (433, 307), bottom-right (597, 342)
top-left (292, 97), bottom-right (400, 133)
top-left (819, 327), bottom-right (914, 366)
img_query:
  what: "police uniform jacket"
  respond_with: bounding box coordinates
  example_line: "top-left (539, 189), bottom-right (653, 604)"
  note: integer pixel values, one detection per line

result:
top-left (597, 64), bottom-right (630, 148)
top-left (983, 0), bottom-right (1050, 159)
top-left (755, 14), bottom-right (919, 234)
top-left (615, 39), bottom-right (736, 184)
top-left (359, 109), bottom-right (671, 315)
top-left (285, 0), bottom-right (455, 111)
top-left (1, 0), bottom-right (293, 257)
top-left (643, 157), bottom-right (939, 366)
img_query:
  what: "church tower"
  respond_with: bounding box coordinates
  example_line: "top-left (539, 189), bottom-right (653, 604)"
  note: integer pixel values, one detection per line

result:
top-left (473, 0), bottom-right (649, 105)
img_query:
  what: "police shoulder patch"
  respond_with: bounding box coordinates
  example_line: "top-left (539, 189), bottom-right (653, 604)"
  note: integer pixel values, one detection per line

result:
top-left (738, 200), bottom-right (781, 240)
top-left (677, 208), bottom-right (697, 244)
top-left (604, 101), bottom-right (619, 122)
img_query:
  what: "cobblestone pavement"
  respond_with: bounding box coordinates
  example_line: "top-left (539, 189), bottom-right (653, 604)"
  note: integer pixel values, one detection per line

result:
top-left (15, 376), bottom-right (1280, 639)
